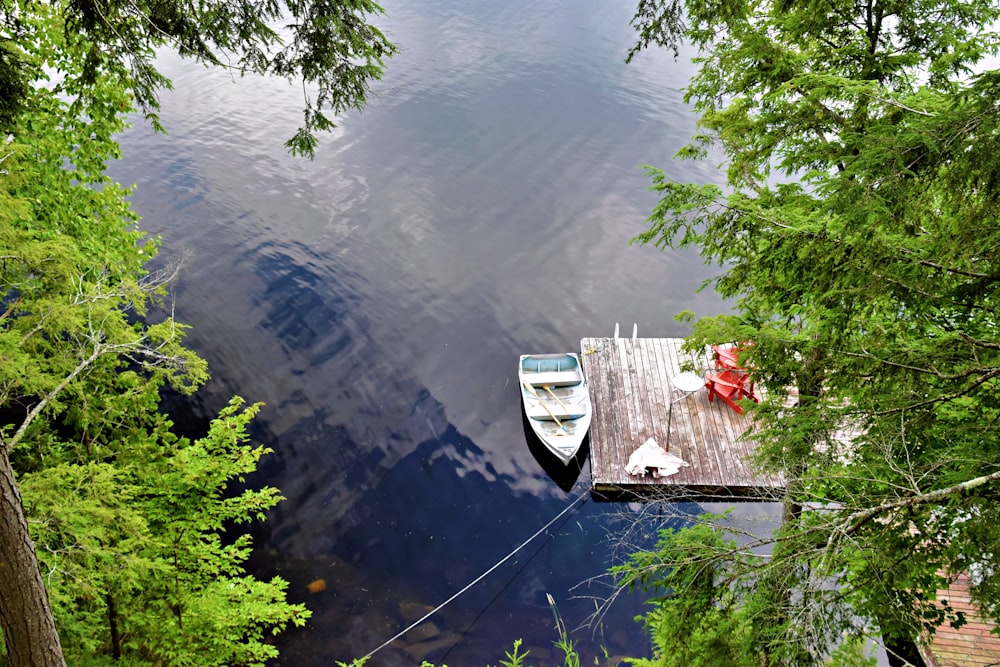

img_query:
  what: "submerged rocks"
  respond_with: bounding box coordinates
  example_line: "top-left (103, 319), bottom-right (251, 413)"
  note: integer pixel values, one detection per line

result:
top-left (397, 600), bottom-right (434, 624)
top-left (404, 620), bottom-right (440, 644)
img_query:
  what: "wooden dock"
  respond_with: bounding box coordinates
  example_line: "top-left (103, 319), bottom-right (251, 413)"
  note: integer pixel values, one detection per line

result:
top-left (580, 336), bottom-right (785, 501)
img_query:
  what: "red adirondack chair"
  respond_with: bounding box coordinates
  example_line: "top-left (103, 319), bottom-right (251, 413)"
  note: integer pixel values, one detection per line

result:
top-left (712, 342), bottom-right (753, 370)
top-left (706, 369), bottom-right (756, 414)
top-left (707, 342), bottom-right (758, 414)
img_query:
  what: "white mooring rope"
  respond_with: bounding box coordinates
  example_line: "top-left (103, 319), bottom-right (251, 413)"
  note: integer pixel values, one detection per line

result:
top-left (362, 488), bottom-right (589, 660)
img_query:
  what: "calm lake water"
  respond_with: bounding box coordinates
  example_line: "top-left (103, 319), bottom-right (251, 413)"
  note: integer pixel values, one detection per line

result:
top-left (110, 0), bottom-right (773, 663)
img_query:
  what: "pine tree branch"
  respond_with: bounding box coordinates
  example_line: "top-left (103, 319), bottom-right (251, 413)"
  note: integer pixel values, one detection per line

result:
top-left (842, 348), bottom-right (1000, 382)
top-left (871, 369), bottom-right (1000, 415)
top-left (912, 255), bottom-right (991, 280)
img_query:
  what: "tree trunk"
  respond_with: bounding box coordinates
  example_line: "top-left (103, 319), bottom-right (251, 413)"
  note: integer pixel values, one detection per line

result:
top-left (106, 592), bottom-right (121, 659)
top-left (759, 348), bottom-right (826, 665)
top-left (0, 447), bottom-right (65, 666)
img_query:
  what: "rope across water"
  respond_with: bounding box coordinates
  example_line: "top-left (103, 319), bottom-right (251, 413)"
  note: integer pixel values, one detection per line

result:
top-left (361, 489), bottom-right (590, 660)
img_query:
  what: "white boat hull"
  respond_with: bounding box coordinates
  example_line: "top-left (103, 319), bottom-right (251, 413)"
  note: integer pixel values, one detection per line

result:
top-left (519, 353), bottom-right (591, 465)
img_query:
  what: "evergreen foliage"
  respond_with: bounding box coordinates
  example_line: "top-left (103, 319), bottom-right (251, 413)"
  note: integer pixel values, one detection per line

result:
top-left (21, 399), bottom-right (305, 666)
top-left (614, 520), bottom-right (752, 667)
top-left (626, 0), bottom-right (1000, 663)
top-left (0, 0), bottom-right (395, 664)
top-left (1, 0), bottom-right (395, 156)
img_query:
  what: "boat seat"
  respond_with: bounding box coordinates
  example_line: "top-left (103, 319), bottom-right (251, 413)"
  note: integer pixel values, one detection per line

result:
top-left (526, 407), bottom-right (585, 421)
top-left (523, 371), bottom-right (582, 387)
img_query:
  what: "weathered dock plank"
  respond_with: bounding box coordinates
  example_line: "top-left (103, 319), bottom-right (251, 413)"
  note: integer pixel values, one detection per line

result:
top-left (580, 337), bottom-right (785, 500)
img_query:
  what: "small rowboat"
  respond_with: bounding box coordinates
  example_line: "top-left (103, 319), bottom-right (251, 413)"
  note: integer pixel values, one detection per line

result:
top-left (518, 353), bottom-right (591, 465)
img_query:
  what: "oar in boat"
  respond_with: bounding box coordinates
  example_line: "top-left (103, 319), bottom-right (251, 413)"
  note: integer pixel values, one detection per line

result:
top-left (542, 384), bottom-right (572, 415)
top-left (522, 382), bottom-right (568, 433)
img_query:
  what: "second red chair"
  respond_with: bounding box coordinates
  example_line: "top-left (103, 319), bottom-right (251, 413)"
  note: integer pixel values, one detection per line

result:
top-left (705, 369), bottom-right (756, 414)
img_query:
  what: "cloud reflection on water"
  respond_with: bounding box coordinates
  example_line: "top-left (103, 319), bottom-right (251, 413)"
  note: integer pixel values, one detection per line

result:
top-left (106, 0), bottom-right (783, 662)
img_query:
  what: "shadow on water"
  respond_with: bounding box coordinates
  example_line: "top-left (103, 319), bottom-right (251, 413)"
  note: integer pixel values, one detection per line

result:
top-left (520, 408), bottom-right (589, 494)
top-left (237, 418), bottom-right (653, 667)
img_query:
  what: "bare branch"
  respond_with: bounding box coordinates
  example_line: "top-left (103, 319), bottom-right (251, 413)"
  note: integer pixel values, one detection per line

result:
top-left (824, 468), bottom-right (1000, 560)
top-left (6, 345), bottom-right (102, 453)
top-left (872, 95), bottom-right (936, 117)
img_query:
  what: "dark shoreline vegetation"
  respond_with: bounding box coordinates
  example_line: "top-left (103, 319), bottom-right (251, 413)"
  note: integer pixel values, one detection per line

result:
top-left (4, 0), bottom-right (1000, 665)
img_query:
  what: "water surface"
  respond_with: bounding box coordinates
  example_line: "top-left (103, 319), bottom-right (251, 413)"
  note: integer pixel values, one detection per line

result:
top-left (111, 0), bottom-right (766, 663)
